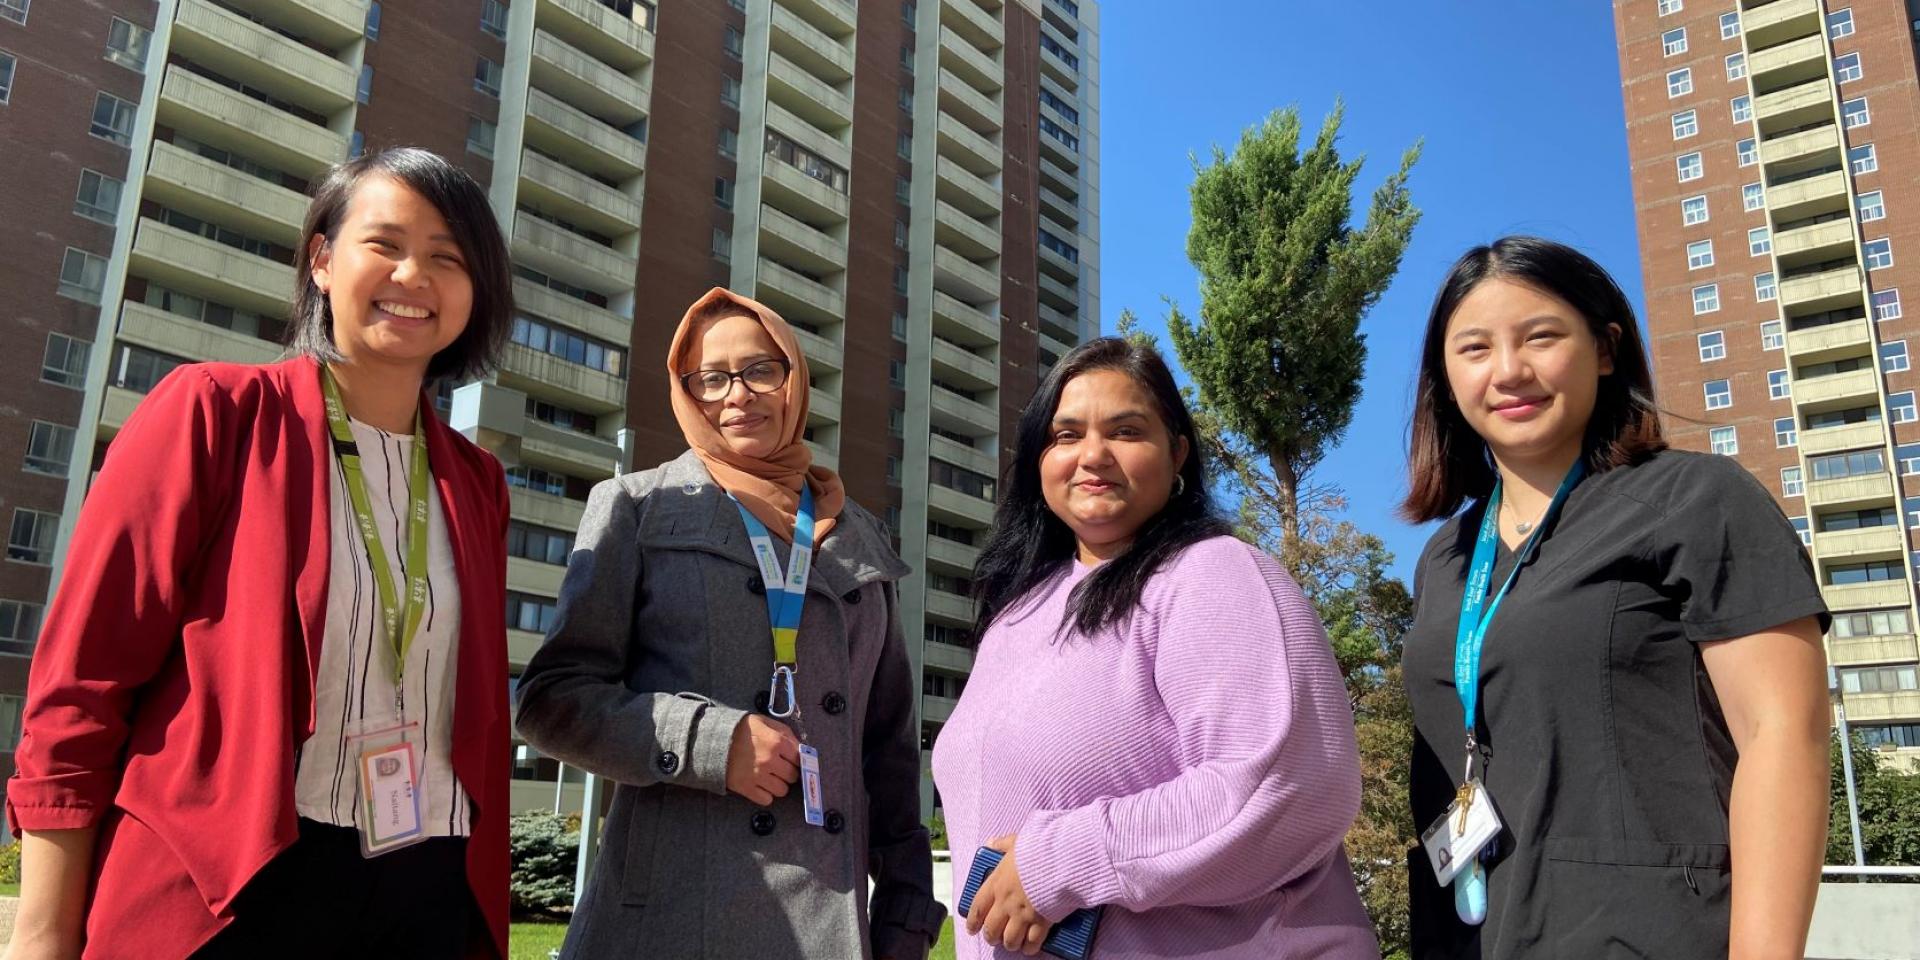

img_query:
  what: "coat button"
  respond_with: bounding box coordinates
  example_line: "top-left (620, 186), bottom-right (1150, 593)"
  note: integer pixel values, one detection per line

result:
top-left (753, 690), bottom-right (772, 714)
top-left (822, 692), bottom-right (846, 715)
top-left (824, 809), bottom-right (845, 834)
top-left (842, 588), bottom-right (862, 605)
top-left (747, 575), bottom-right (766, 595)
top-left (657, 751), bottom-right (679, 775)
top-left (750, 811), bottom-right (776, 836)
top-left (681, 481), bottom-right (701, 495)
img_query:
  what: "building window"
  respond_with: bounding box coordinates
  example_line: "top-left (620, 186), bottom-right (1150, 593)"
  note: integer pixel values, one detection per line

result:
top-left (23, 421), bottom-right (73, 476)
top-left (898, 85), bottom-right (915, 116)
top-left (888, 405), bottom-right (905, 436)
top-left (1657, 0), bottom-right (1682, 14)
top-left (711, 227), bottom-right (731, 263)
top-left (73, 170), bottom-right (123, 225)
top-left (1828, 8), bottom-right (1854, 39)
top-left (713, 177), bottom-right (734, 210)
top-left (1761, 320), bottom-right (1784, 351)
top-left (1865, 238), bottom-right (1893, 270)
top-left (1791, 517), bottom-right (1813, 546)
top-left (1736, 137), bottom-right (1756, 166)
top-left (0, 51), bottom-right (12, 104)
top-left (901, 45), bottom-right (915, 74)
top-left (1693, 283), bottom-right (1719, 315)
top-left (1748, 227), bottom-right (1770, 257)
top-left (1901, 444), bottom-right (1920, 476)
top-left (1873, 289), bottom-right (1901, 322)
top-left (1775, 418), bottom-right (1798, 449)
top-left (1671, 110), bottom-right (1697, 140)
top-left (481, 0), bottom-right (508, 38)
top-left (42, 333), bottom-right (89, 388)
top-left (1667, 68), bottom-right (1692, 98)
top-left (718, 127), bottom-right (738, 159)
top-left (89, 92), bottom-right (136, 146)
top-left (1842, 98), bottom-right (1869, 128)
top-left (1686, 239), bottom-right (1713, 270)
top-left (508, 522), bottom-right (575, 566)
top-left (0, 599), bottom-right (41, 652)
top-left (1812, 449), bottom-right (1886, 481)
top-left (510, 317), bottom-right (627, 377)
top-left (1677, 152), bottom-right (1703, 182)
top-left (1662, 27), bottom-right (1687, 56)
top-left (1840, 666), bottom-right (1920, 695)
top-left (1708, 425), bottom-right (1737, 454)
top-left (889, 359), bottom-right (905, 388)
top-left (1781, 464), bottom-right (1803, 495)
top-left (894, 219), bottom-right (908, 250)
top-left (722, 76), bottom-right (741, 109)
top-left (1858, 190), bottom-right (1886, 223)
top-left (764, 129), bottom-right (850, 193)
top-left (1719, 10), bottom-right (1740, 38)
top-left (886, 456), bottom-right (901, 485)
top-left (0, 0), bottom-right (24, 26)
top-left (474, 57), bottom-right (502, 97)
top-left (358, 63), bottom-right (374, 104)
top-left (1682, 195), bottom-right (1708, 226)
top-left (1835, 52), bottom-right (1863, 84)
top-left (1883, 341), bottom-right (1910, 374)
top-left (7, 509), bottom-right (57, 565)
top-left (57, 248), bottom-right (107, 304)
top-left (466, 116), bottom-right (496, 158)
top-left (891, 313), bottom-right (907, 342)
top-left (349, 130), bottom-right (365, 158)
top-left (1743, 182), bottom-right (1764, 211)
top-left (903, 1), bottom-right (918, 28)
top-left (1704, 379), bottom-right (1732, 411)
top-left (1730, 96), bottom-right (1751, 124)
top-left (506, 592), bottom-right (559, 634)
top-left (1850, 144), bottom-right (1878, 175)
top-left (1768, 369), bottom-right (1790, 400)
top-left (1697, 330), bottom-right (1725, 362)
top-left (1755, 272), bottom-right (1776, 302)
top-left (1725, 52), bottom-right (1745, 81)
top-left (897, 131), bottom-right (913, 159)
top-left (893, 264), bottom-right (909, 295)
top-left (365, 2), bottom-right (381, 40)
top-left (104, 17), bottom-right (151, 72)
top-left (1892, 391), bottom-right (1918, 424)
top-left (724, 26), bottom-right (743, 61)
top-left (895, 176), bottom-right (911, 204)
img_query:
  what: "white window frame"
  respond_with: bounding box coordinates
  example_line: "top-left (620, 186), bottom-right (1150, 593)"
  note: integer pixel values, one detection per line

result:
top-left (1731, 95), bottom-right (1752, 124)
top-left (41, 333), bottom-right (89, 389)
top-left (1677, 152), bottom-right (1704, 182)
top-left (0, 0), bottom-right (26, 26)
top-left (1873, 289), bottom-right (1902, 322)
top-left (1693, 283), bottom-right (1720, 315)
top-left (6, 508), bottom-right (57, 566)
top-left (1865, 238), bottom-right (1893, 271)
top-left (1743, 181), bottom-right (1765, 211)
top-left (1682, 195), bottom-right (1709, 226)
top-left (1828, 8), bottom-right (1854, 39)
top-left (73, 169), bottom-right (122, 225)
top-left (1851, 144), bottom-right (1878, 175)
top-left (1672, 110), bottom-right (1699, 140)
top-left (104, 17), bottom-right (150, 73)
top-left (1835, 52), bottom-right (1863, 84)
top-left (1720, 11), bottom-right (1741, 38)
top-left (1761, 320), bottom-right (1784, 351)
top-left (1663, 27), bottom-right (1688, 56)
top-left (1709, 425), bottom-right (1738, 454)
top-left (1705, 379), bottom-right (1733, 411)
top-left (88, 91), bottom-right (135, 146)
top-left (1755, 272), bottom-right (1777, 302)
top-left (1667, 68), bottom-right (1693, 98)
top-left (1859, 190), bottom-right (1886, 223)
top-left (1893, 391), bottom-right (1918, 425)
top-left (1749, 227), bottom-right (1771, 257)
top-left (1901, 446), bottom-right (1920, 477)
top-left (1698, 330), bottom-right (1726, 362)
top-left (1782, 465), bottom-right (1804, 495)
top-left (1843, 97), bottom-right (1870, 129)
top-left (57, 248), bottom-right (107, 305)
top-left (473, 57), bottom-right (501, 97)
top-left (465, 116), bottom-right (495, 159)
top-left (1884, 340), bottom-right (1911, 375)
top-left (1687, 239), bottom-right (1715, 270)
top-left (1737, 138), bottom-right (1757, 167)
top-left (0, 50), bottom-right (13, 105)
top-left (22, 421), bottom-right (73, 477)
top-left (1659, 0), bottom-right (1683, 15)
top-left (1768, 369), bottom-right (1791, 400)
top-left (1726, 52), bottom-right (1746, 81)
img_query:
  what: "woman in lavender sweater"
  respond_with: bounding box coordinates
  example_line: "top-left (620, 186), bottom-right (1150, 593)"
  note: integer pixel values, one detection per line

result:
top-left (931, 338), bottom-right (1378, 959)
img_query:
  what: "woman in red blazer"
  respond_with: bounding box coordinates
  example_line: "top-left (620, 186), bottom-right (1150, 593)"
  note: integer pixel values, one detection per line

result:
top-left (4, 148), bottom-right (513, 959)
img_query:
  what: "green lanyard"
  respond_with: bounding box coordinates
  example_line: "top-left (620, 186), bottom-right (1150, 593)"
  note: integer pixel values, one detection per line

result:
top-left (320, 366), bottom-right (432, 702)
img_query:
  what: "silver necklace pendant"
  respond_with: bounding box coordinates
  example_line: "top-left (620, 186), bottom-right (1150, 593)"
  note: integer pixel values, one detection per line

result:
top-left (1515, 520), bottom-right (1535, 535)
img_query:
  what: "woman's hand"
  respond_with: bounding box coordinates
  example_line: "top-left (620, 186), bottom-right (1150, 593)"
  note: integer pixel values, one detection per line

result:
top-left (965, 835), bottom-right (1052, 957)
top-left (724, 713), bottom-right (801, 806)
top-left (1, 928), bottom-right (83, 960)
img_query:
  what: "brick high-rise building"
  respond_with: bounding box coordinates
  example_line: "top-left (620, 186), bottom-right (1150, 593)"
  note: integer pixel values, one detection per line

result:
top-left (1614, 0), bottom-right (1920, 766)
top-left (0, 0), bottom-right (1099, 812)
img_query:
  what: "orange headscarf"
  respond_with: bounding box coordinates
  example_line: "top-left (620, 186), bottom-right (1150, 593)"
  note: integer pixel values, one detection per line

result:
top-left (667, 287), bottom-right (845, 545)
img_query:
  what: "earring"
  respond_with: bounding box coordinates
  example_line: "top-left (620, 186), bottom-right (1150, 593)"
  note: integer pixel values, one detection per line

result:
top-left (1173, 475), bottom-right (1186, 498)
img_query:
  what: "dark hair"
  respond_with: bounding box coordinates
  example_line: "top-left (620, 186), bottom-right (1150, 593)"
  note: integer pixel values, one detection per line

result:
top-left (1401, 235), bottom-right (1665, 522)
top-left (288, 147), bottom-right (512, 382)
top-left (970, 337), bottom-right (1231, 641)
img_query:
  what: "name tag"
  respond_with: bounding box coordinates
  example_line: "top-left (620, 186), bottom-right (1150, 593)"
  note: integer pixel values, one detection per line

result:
top-left (359, 740), bottom-right (424, 853)
top-left (799, 743), bottom-right (825, 827)
top-left (1421, 778), bottom-right (1501, 886)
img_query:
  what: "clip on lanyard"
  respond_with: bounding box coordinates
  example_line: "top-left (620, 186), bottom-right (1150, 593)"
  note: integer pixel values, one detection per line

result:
top-left (734, 486), bottom-right (816, 719)
top-left (321, 366), bottom-right (432, 716)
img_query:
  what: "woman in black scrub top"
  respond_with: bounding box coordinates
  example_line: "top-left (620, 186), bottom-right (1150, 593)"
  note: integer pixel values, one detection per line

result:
top-left (1399, 237), bottom-right (1832, 959)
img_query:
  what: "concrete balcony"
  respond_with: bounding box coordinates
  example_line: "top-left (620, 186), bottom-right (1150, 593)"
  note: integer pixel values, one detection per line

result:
top-left (928, 482), bottom-right (995, 528)
top-left (767, 102), bottom-right (851, 173)
top-left (172, 0), bottom-right (357, 115)
top-left (756, 257), bottom-right (846, 329)
top-left (531, 30), bottom-right (650, 128)
top-left (509, 487), bottom-right (588, 533)
top-left (513, 277), bottom-right (630, 346)
top-left (498, 342), bottom-right (626, 412)
top-left (1829, 634), bottom-right (1920, 667)
top-left (768, 52), bottom-right (853, 134)
top-left (1039, 242), bottom-right (1078, 283)
top-left (779, 0), bottom-right (857, 39)
top-left (931, 384), bottom-right (999, 439)
top-left (940, 0), bottom-right (1004, 52)
top-left (808, 389), bottom-right (842, 426)
top-left (513, 215), bottom-right (638, 297)
top-left (521, 418), bottom-right (620, 480)
top-left (536, 0), bottom-right (655, 71)
top-left (129, 218), bottom-right (294, 318)
top-left (1814, 525), bottom-right (1906, 564)
top-left (1754, 76), bottom-right (1835, 138)
top-left (143, 140), bottom-right (308, 247)
top-left (933, 337), bottom-right (998, 391)
top-left (770, 3), bottom-right (854, 82)
top-left (763, 155), bottom-right (852, 225)
top-left (805, 440), bottom-right (838, 471)
top-left (938, 69), bottom-right (1003, 137)
top-left (759, 203), bottom-right (848, 277)
top-left (251, 0), bottom-right (371, 48)
top-left (1793, 368), bottom-right (1879, 411)
top-left (1760, 124), bottom-right (1841, 175)
top-left (507, 629), bottom-right (547, 668)
top-left (1038, 302), bottom-right (1078, 340)
top-left (98, 386), bottom-right (145, 436)
top-left (1823, 579), bottom-right (1913, 613)
top-left (1843, 690), bottom-right (1920, 723)
top-left (1779, 263), bottom-right (1865, 315)
top-left (1799, 419), bottom-right (1887, 457)
top-left (117, 301), bottom-right (283, 366)
top-left (1768, 169), bottom-right (1850, 224)
top-left (1039, 156), bottom-right (1078, 197)
top-left (1040, 40), bottom-right (1077, 88)
top-left (923, 693), bottom-right (959, 723)
top-left (932, 433), bottom-right (997, 478)
top-left (507, 557), bottom-right (567, 600)
top-left (156, 66), bottom-right (347, 178)
top-left (927, 534), bottom-right (982, 577)
top-left (1807, 472), bottom-right (1895, 511)
top-left (1787, 317), bottom-right (1873, 365)
top-left (1039, 271), bottom-right (1078, 312)
top-left (520, 150), bottom-right (642, 236)
top-left (1774, 219), bottom-right (1857, 271)
top-left (525, 88), bottom-right (648, 182)
top-left (1741, 0), bottom-right (1821, 50)
top-left (791, 324), bottom-right (844, 373)
top-left (925, 639), bottom-right (976, 672)
top-left (934, 199), bottom-right (999, 260)
top-left (939, 26), bottom-right (1002, 95)
top-left (932, 289), bottom-right (998, 349)
top-left (1039, 183), bottom-right (1079, 228)
top-left (1748, 32), bottom-right (1827, 91)
top-left (936, 158), bottom-right (1001, 220)
top-left (938, 112), bottom-right (1001, 177)
top-left (1039, 330), bottom-right (1073, 363)
top-left (933, 244), bottom-right (1000, 304)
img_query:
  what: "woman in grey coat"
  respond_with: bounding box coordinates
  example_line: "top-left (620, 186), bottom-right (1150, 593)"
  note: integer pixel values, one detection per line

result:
top-left (514, 287), bottom-right (943, 959)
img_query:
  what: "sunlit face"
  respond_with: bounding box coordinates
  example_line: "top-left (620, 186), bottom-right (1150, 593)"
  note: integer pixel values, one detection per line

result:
top-left (1442, 277), bottom-right (1617, 468)
top-left (684, 314), bottom-right (791, 459)
top-left (1039, 368), bottom-right (1189, 558)
top-left (309, 174), bottom-right (473, 374)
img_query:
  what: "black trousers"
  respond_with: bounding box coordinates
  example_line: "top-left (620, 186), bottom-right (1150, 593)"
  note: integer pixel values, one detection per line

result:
top-left (192, 817), bottom-right (475, 959)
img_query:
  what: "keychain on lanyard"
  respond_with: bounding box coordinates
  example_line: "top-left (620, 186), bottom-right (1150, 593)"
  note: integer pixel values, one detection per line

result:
top-left (1448, 460), bottom-right (1584, 924)
top-left (733, 486), bottom-right (816, 722)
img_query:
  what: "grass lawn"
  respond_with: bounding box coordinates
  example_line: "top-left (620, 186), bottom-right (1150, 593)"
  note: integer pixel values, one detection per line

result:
top-left (510, 918), bottom-right (957, 960)
top-left (0, 882), bottom-right (17, 897)
top-left (931, 918), bottom-right (957, 960)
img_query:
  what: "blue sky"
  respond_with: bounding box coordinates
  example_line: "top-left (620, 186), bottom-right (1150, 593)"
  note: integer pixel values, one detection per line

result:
top-left (1096, 0), bottom-right (1647, 583)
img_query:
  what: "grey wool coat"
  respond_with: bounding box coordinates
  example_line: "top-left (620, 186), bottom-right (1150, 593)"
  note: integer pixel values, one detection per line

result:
top-left (514, 451), bottom-right (945, 960)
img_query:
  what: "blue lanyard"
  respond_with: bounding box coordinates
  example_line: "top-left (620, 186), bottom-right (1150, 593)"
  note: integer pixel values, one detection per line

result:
top-left (733, 486), bottom-right (815, 718)
top-left (1453, 462), bottom-right (1585, 738)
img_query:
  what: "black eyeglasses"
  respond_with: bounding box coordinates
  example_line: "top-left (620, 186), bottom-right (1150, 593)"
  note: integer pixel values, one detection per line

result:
top-left (679, 358), bottom-right (792, 403)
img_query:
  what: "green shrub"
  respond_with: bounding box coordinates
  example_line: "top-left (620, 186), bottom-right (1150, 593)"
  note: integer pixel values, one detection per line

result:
top-left (0, 840), bottom-right (19, 885)
top-left (510, 812), bottom-right (578, 918)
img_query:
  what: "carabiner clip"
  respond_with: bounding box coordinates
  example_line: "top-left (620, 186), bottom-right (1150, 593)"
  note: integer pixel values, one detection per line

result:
top-left (767, 665), bottom-right (798, 719)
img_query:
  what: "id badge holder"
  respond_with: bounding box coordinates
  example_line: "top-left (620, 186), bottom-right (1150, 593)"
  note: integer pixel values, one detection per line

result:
top-left (798, 743), bottom-right (825, 827)
top-left (1421, 777), bottom-right (1502, 887)
top-left (347, 717), bottom-right (428, 858)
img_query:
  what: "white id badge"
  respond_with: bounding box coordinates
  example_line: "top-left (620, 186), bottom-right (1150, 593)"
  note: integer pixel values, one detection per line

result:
top-left (349, 719), bottom-right (428, 858)
top-left (798, 743), bottom-right (825, 827)
top-left (1421, 778), bottom-right (1502, 886)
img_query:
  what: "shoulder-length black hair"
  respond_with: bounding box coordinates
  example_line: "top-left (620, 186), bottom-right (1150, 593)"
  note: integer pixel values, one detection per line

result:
top-left (970, 337), bottom-right (1231, 641)
top-left (1401, 235), bottom-right (1666, 523)
top-left (288, 147), bottom-right (512, 382)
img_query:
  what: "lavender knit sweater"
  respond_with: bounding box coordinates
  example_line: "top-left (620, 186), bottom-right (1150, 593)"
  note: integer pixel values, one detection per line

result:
top-left (931, 536), bottom-right (1379, 959)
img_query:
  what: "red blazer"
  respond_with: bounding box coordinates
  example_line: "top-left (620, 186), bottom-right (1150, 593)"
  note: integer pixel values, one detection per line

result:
top-left (6, 357), bottom-right (510, 959)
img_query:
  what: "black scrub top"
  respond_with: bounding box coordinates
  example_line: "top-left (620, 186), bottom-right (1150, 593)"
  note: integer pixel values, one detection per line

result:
top-left (1403, 449), bottom-right (1829, 959)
